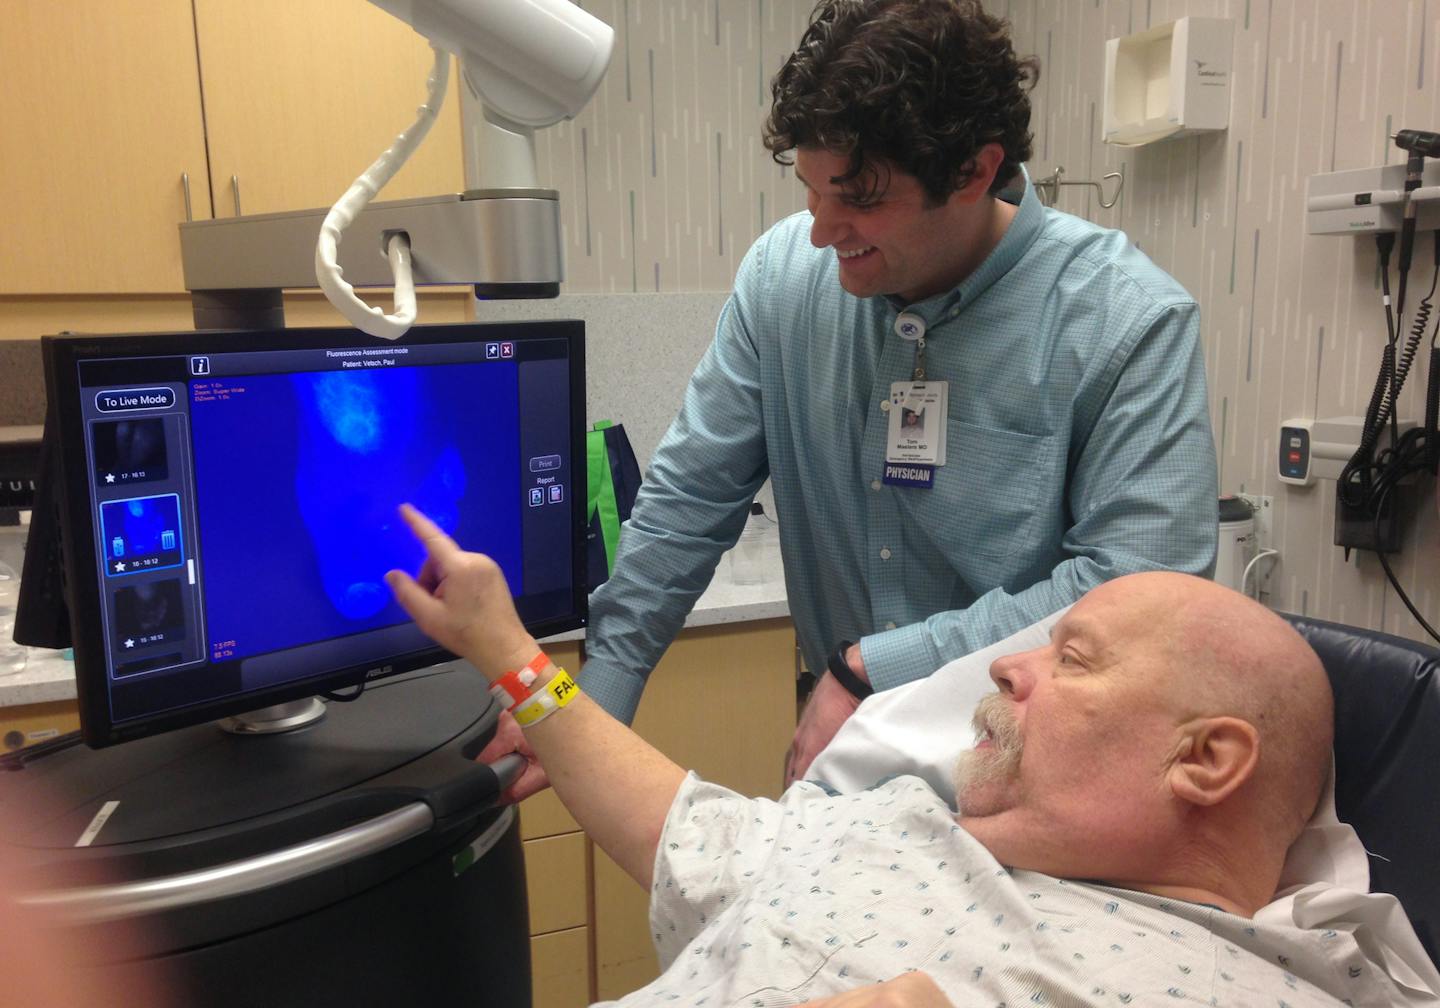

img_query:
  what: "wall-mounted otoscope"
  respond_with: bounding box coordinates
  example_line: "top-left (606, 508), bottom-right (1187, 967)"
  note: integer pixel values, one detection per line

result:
top-left (1394, 129), bottom-right (1440, 158)
top-left (1393, 130), bottom-right (1440, 277)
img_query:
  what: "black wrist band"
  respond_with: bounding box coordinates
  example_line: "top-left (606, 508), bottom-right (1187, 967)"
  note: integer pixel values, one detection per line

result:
top-left (826, 640), bottom-right (873, 699)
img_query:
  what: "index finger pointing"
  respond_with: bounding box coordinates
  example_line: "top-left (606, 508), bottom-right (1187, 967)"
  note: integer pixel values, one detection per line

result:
top-left (397, 503), bottom-right (461, 557)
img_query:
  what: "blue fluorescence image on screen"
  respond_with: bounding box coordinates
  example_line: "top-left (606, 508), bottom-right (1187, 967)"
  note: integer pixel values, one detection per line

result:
top-left (100, 494), bottom-right (185, 576)
top-left (189, 362), bottom-right (520, 661)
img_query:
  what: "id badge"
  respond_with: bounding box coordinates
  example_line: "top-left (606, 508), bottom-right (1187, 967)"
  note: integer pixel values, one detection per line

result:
top-left (886, 380), bottom-right (948, 465)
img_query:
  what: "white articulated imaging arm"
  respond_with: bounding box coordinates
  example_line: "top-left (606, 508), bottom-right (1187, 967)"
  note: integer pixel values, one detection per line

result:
top-left (179, 0), bottom-right (613, 337)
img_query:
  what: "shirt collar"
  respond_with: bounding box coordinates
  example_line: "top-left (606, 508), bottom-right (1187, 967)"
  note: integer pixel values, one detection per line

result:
top-left (885, 166), bottom-right (1045, 322)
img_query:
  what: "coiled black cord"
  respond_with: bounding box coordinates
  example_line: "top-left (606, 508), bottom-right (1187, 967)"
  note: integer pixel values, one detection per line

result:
top-left (1340, 231), bottom-right (1440, 510)
top-left (1339, 234), bottom-right (1400, 508)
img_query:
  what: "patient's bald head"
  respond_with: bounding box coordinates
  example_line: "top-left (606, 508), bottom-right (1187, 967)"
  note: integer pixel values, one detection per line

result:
top-left (955, 572), bottom-right (1333, 916)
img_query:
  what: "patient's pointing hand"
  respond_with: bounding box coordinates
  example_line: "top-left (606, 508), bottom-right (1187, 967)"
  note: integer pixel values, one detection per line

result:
top-left (386, 503), bottom-right (537, 682)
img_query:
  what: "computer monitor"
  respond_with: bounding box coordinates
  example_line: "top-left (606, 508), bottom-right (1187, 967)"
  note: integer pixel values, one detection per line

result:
top-left (28, 321), bottom-right (586, 747)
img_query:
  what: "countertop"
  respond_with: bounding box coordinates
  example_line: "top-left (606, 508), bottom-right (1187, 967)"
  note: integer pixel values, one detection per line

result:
top-left (0, 536), bottom-right (789, 709)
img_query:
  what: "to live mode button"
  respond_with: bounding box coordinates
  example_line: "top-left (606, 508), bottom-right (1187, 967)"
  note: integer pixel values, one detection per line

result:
top-left (529, 454), bottom-right (562, 473)
top-left (95, 387), bottom-right (177, 413)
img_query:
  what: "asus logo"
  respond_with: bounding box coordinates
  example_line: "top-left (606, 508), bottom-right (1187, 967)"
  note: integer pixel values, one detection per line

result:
top-left (365, 664), bottom-right (394, 680)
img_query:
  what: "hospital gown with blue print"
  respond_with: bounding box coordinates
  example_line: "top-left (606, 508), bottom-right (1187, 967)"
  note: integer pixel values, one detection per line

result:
top-left (593, 774), bottom-right (1429, 1007)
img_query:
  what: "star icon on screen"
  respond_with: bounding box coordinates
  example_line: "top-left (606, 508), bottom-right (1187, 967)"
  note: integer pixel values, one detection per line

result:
top-left (105, 473), bottom-right (116, 483)
top-left (123, 639), bottom-right (135, 648)
top-left (114, 561), bottom-right (126, 573)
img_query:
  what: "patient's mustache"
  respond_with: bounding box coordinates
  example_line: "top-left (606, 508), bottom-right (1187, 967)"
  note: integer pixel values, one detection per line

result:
top-left (952, 693), bottom-right (1023, 805)
top-left (972, 692), bottom-right (1022, 757)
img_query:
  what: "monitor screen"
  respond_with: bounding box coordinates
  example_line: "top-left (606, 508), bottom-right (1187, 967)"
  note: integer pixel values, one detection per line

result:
top-left (36, 321), bottom-right (586, 747)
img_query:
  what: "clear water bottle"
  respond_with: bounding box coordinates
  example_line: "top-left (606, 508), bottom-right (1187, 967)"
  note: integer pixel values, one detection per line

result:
top-left (0, 560), bottom-right (27, 677)
top-left (728, 502), bottom-right (775, 586)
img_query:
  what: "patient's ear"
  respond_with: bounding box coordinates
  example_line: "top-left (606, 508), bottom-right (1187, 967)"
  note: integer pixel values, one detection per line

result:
top-left (1168, 717), bottom-right (1260, 807)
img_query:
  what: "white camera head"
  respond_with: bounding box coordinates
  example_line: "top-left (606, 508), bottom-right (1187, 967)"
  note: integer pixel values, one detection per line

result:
top-left (370, 0), bottom-right (614, 128)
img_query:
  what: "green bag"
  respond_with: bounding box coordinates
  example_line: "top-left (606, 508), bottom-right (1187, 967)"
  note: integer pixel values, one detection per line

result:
top-left (586, 420), bottom-right (642, 588)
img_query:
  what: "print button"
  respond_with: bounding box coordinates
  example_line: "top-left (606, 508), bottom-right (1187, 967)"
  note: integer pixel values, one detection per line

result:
top-left (879, 547), bottom-right (892, 560)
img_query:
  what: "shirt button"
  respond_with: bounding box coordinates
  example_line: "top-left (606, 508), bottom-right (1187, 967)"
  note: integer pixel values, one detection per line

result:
top-left (879, 547), bottom-right (892, 560)
top-left (885, 621), bottom-right (897, 630)
top-left (870, 479), bottom-right (882, 491)
top-left (880, 400), bottom-right (891, 412)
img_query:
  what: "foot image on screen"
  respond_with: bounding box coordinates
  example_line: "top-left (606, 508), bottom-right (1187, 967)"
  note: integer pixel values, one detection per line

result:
top-left (292, 370), bottom-right (468, 620)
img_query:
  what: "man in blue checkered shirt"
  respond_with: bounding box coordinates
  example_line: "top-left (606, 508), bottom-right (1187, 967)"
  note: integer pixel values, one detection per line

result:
top-left (489, 0), bottom-right (1218, 801)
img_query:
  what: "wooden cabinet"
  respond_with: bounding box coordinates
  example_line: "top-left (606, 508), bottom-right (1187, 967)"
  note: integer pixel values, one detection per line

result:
top-left (0, 0), bottom-right (464, 296)
top-left (0, 1), bottom-right (213, 294)
top-left (530, 926), bottom-right (591, 1008)
top-left (192, 0), bottom-right (464, 220)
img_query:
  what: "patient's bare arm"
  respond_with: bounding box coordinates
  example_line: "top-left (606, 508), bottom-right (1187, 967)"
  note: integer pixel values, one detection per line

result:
top-left (386, 504), bottom-right (686, 887)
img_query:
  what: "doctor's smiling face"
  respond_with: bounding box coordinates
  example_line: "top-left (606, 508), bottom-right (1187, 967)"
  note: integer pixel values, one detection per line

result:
top-left (795, 146), bottom-right (1006, 304)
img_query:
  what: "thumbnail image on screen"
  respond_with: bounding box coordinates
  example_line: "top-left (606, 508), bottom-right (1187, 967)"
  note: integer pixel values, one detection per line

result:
top-left (99, 494), bottom-right (184, 576)
top-left (92, 418), bottom-right (169, 486)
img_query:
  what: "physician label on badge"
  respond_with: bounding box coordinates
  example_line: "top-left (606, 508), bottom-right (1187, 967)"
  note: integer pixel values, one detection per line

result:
top-left (886, 380), bottom-right (947, 466)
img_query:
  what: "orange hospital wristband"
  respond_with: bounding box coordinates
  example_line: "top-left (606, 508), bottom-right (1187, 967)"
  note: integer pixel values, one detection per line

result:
top-left (489, 651), bottom-right (552, 710)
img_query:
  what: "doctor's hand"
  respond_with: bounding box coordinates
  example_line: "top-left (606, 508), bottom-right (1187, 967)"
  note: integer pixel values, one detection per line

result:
top-left (385, 503), bottom-right (537, 682)
top-left (794, 971), bottom-right (954, 1007)
top-left (785, 646), bottom-right (865, 785)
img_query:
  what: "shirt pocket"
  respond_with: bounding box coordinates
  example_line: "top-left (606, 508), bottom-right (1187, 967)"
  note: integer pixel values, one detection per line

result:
top-left (924, 420), bottom-right (1053, 560)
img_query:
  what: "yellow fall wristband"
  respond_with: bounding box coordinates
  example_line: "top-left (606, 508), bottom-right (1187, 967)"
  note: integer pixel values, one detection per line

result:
top-left (512, 667), bottom-right (579, 727)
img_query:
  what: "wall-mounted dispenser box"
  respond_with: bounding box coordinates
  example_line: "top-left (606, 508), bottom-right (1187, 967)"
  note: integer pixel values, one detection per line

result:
top-left (1103, 17), bottom-right (1234, 147)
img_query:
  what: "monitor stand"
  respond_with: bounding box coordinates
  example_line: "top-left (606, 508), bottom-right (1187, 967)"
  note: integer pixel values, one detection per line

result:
top-left (217, 696), bottom-right (326, 735)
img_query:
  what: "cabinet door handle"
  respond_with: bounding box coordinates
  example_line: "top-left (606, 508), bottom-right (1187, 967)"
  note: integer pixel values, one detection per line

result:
top-left (231, 174), bottom-right (242, 217)
top-left (181, 172), bottom-right (193, 222)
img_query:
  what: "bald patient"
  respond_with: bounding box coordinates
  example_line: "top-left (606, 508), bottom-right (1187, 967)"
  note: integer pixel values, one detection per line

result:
top-left (954, 572), bottom-right (1333, 919)
top-left (387, 505), bottom-right (1427, 1008)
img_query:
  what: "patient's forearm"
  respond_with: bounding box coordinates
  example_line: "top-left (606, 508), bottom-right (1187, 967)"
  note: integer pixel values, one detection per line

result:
top-left (521, 677), bottom-right (687, 887)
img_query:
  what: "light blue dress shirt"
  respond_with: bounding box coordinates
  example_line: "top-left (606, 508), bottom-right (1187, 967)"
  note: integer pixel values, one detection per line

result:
top-left (583, 178), bottom-right (1218, 723)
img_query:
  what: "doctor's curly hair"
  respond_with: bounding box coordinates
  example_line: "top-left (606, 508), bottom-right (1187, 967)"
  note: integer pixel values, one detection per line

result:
top-left (763, 0), bottom-right (1039, 204)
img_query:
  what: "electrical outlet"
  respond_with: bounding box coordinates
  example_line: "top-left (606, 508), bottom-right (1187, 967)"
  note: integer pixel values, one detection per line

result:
top-left (1236, 493), bottom-right (1273, 549)
top-left (1236, 493), bottom-right (1276, 598)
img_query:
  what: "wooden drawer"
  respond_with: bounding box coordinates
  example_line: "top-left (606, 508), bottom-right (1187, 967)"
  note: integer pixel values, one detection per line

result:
top-left (0, 699), bottom-right (80, 751)
top-left (523, 831), bottom-right (588, 935)
top-left (530, 926), bottom-right (590, 1008)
